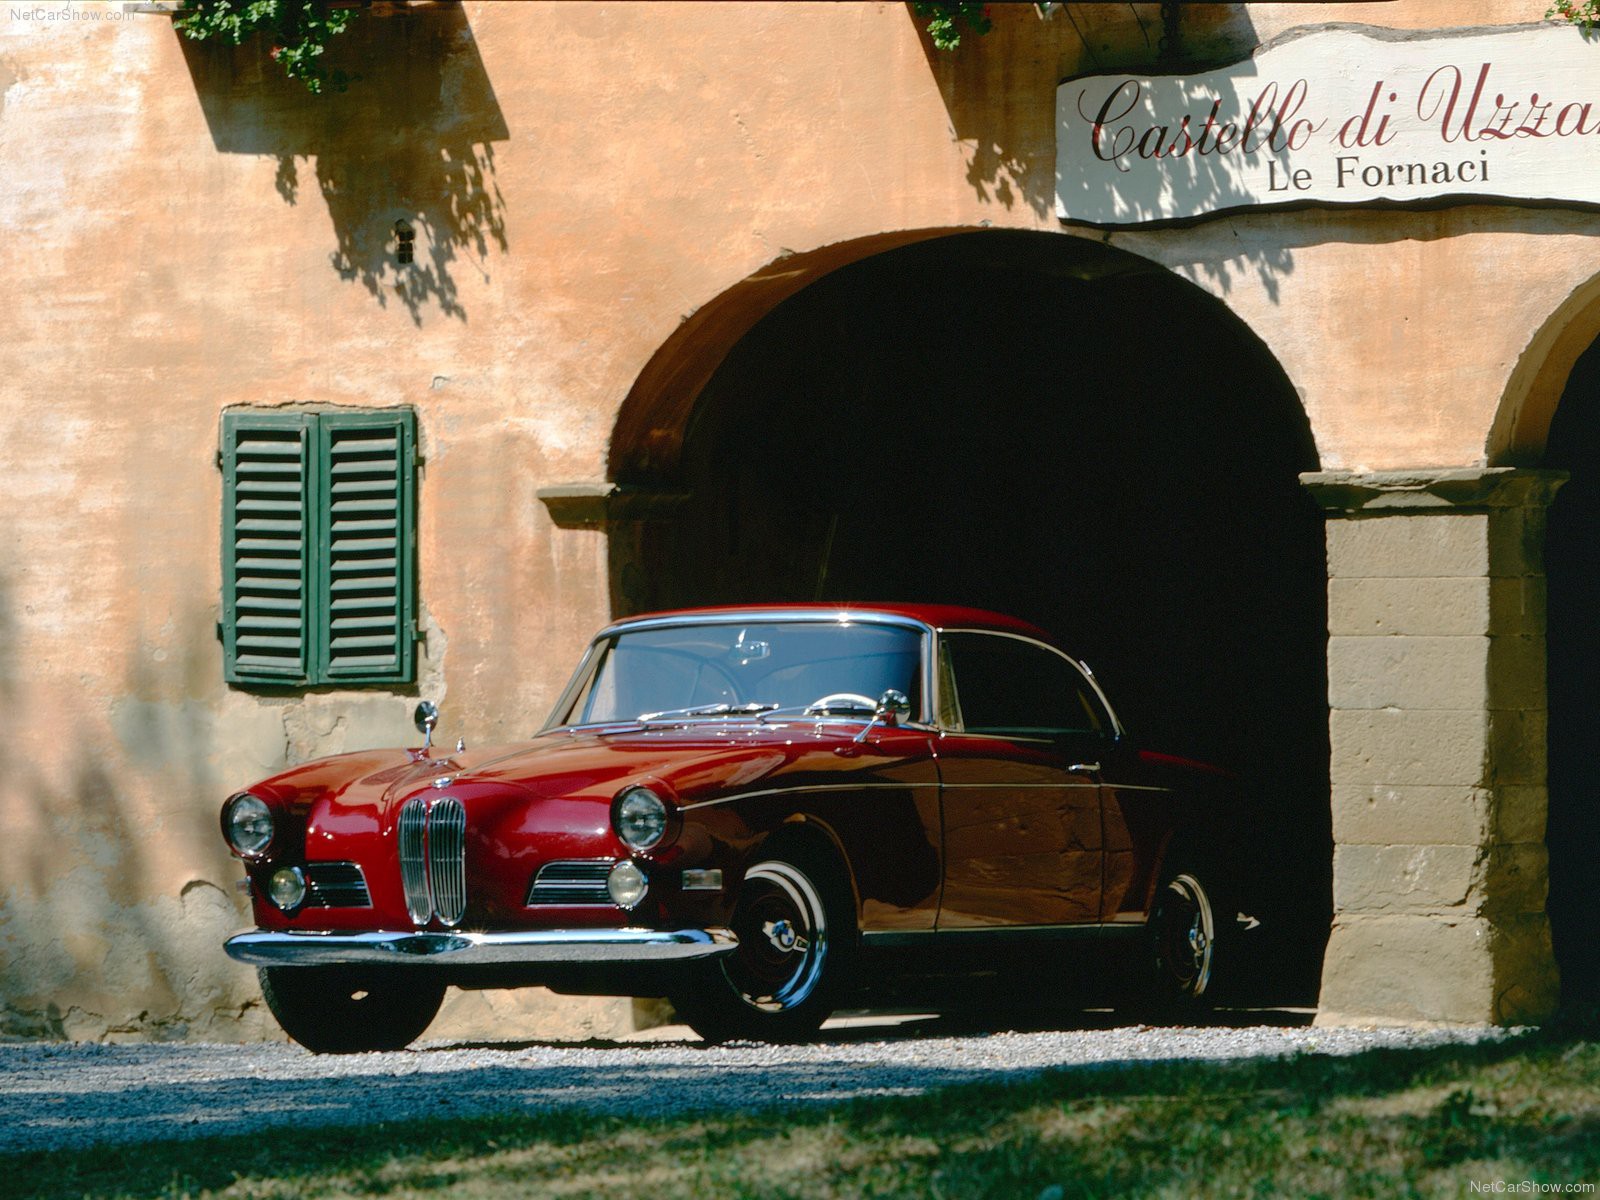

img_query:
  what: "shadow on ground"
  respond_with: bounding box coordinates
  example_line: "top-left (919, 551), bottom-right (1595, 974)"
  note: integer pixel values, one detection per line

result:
top-left (6, 1020), bottom-right (1598, 1200)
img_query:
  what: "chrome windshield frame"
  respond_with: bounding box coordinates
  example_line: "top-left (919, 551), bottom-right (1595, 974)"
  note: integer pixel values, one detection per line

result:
top-left (539, 610), bottom-right (938, 734)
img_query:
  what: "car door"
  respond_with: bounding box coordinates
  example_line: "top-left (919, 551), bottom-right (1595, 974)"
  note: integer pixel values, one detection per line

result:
top-left (934, 631), bottom-right (1112, 929)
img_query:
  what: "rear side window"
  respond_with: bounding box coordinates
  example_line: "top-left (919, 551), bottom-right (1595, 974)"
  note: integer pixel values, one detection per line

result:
top-left (941, 632), bottom-right (1107, 740)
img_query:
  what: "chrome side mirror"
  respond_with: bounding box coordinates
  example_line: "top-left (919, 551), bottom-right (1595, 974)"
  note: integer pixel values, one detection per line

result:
top-left (877, 689), bottom-right (911, 725)
top-left (853, 689), bottom-right (911, 744)
top-left (414, 700), bottom-right (440, 752)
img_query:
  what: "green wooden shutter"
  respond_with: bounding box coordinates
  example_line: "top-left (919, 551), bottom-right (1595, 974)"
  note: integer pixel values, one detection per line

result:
top-left (221, 412), bottom-right (312, 684)
top-left (313, 410), bottom-right (416, 684)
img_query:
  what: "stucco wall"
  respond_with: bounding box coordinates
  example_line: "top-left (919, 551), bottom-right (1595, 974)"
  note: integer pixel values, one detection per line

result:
top-left (0, 0), bottom-right (1592, 1038)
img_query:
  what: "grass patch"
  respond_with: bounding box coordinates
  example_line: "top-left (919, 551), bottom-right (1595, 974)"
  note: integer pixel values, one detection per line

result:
top-left (9, 1022), bottom-right (1600, 1199)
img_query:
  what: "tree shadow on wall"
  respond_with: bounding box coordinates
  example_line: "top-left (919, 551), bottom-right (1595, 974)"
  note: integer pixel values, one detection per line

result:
top-left (179, 6), bottom-right (509, 324)
top-left (0, 596), bottom-right (256, 1041)
top-left (911, 4), bottom-right (1294, 301)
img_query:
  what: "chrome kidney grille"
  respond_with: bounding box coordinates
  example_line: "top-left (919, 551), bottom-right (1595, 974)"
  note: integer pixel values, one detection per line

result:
top-left (428, 798), bottom-right (467, 925)
top-left (397, 795), bottom-right (467, 927)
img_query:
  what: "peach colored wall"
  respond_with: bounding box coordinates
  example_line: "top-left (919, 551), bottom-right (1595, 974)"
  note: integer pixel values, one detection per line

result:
top-left (0, 0), bottom-right (1593, 1038)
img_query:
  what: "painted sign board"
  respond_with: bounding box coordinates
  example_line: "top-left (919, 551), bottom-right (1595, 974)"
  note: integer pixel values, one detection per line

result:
top-left (1055, 24), bottom-right (1600, 225)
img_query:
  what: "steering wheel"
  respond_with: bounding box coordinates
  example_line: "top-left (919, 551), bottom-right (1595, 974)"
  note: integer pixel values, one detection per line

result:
top-left (804, 692), bottom-right (878, 716)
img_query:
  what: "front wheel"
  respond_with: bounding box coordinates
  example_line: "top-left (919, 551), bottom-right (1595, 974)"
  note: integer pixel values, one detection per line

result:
top-left (671, 844), bottom-right (854, 1043)
top-left (259, 967), bottom-right (445, 1054)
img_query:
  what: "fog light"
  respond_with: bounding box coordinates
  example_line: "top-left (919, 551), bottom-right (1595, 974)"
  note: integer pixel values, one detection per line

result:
top-left (607, 860), bottom-right (647, 909)
top-left (268, 867), bottom-right (307, 912)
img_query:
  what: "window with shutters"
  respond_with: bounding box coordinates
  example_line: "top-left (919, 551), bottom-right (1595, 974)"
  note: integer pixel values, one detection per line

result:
top-left (220, 408), bottom-right (418, 687)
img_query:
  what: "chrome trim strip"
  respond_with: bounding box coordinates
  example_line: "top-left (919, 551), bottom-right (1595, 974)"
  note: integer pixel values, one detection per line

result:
top-left (681, 780), bottom-right (1123, 812)
top-left (938, 781), bottom-right (1101, 790)
top-left (596, 610), bottom-right (934, 639)
top-left (862, 923), bottom-right (1145, 946)
top-left (539, 640), bottom-right (602, 735)
top-left (680, 780), bottom-right (939, 812)
top-left (224, 927), bottom-right (739, 968)
top-left (940, 781), bottom-right (1171, 793)
top-left (677, 777), bottom-right (1161, 812)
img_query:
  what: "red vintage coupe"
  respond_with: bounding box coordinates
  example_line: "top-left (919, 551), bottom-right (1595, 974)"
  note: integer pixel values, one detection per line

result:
top-left (221, 604), bottom-right (1240, 1051)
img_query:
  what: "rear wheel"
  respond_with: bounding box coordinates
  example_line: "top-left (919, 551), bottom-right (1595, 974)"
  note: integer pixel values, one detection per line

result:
top-left (1145, 858), bottom-right (1228, 1016)
top-left (671, 843), bottom-right (854, 1043)
top-left (259, 967), bottom-right (445, 1053)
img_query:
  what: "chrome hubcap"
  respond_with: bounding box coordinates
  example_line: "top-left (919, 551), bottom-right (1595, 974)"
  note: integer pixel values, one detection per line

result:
top-left (764, 918), bottom-right (807, 953)
top-left (724, 861), bottom-right (828, 1013)
top-left (1158, 873), bottom-right (1215, 997)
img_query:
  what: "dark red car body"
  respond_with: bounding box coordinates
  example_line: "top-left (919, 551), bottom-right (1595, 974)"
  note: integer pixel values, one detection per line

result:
top-left (224, 604), bottom-right (1237, 1047)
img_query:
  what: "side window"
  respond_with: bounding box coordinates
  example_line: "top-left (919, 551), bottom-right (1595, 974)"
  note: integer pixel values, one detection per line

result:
top-left (221, 408), bottom-right (418, 687)
top-left (941, 632), bottom-right (1107, 739)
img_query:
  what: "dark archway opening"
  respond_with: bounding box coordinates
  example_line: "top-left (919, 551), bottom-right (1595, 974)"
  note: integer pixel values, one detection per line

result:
top-left (1541, 337), bottom-right (1600, 1005)
top-left (616, 231), bottom-right (1330, 1002)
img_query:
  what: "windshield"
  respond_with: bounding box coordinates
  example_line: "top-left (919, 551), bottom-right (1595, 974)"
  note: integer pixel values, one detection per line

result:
top-left (553, 620), bottom-right (925, 727)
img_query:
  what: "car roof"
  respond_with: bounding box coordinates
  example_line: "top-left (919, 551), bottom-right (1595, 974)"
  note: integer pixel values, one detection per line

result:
top-left (603, 602), bottom-right (1057, 644)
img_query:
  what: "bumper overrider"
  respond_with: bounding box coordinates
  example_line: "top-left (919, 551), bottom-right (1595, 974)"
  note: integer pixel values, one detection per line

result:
top-left (225, 927), bottom-right (739, 968)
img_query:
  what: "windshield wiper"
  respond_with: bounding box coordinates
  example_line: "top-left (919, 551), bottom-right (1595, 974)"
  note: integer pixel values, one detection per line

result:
top-left (637, 702), bottom-right (778, 724)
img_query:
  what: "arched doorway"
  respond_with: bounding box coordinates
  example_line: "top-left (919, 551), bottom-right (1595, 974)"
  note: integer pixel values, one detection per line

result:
top-left (1492, 279), bottom-right (1600, 1007)
top-left (612, 230), bottom-right (1330, 1001)
top-left (1542, 338), bottom-right (1600, 1005)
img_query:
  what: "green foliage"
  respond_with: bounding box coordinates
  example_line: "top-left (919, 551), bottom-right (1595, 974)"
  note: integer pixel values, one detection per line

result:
top-left (1549, 0), bottom-right (1600, 32)
top-left (910, 2), bottom-right (993, 51)
top-left (175, 0), bottom-right (357, 94)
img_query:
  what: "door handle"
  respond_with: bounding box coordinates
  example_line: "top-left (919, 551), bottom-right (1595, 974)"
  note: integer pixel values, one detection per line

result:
top-left (1068, 762), bottom-right (1101, 774)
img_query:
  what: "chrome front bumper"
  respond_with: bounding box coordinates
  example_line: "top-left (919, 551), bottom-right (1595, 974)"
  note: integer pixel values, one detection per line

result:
top-left (225, 926), bottom-right (738, 968)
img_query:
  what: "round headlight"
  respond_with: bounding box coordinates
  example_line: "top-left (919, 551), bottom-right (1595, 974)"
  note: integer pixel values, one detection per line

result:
top-left (268, 866), bottom-right (307, 912)
top-left (607, 859), bottom-right (648, 909)
top-left (613, 787), bottom-right (669, 851)
top-left (225, 794), bottom-right (274, 857)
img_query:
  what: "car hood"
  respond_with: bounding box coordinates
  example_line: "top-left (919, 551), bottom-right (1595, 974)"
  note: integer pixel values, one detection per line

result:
top-left (436, 722), bottom-right (859, 806)
top-left (250, 720), bottom-right (895, 814)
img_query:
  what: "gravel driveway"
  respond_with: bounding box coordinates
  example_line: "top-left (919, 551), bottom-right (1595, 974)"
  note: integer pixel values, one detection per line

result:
top-left (0, 1015), bottom-right (1504, 1155)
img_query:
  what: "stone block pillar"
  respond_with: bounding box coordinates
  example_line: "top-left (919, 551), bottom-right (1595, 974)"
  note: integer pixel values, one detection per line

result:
top-left (1301, 468), bottom-right (1565, 1026)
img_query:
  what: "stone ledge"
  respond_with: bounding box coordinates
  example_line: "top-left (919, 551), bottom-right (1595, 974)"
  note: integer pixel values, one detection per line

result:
top-left (1302, 467), bottom-right (1566, 514)
top-left (537, 482), bottom-right (692, 529)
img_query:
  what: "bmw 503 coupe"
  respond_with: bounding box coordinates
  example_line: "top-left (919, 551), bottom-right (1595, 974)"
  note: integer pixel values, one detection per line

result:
top-left (220, 603), bottom-right (1241, 1051)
